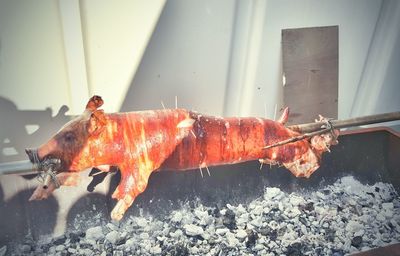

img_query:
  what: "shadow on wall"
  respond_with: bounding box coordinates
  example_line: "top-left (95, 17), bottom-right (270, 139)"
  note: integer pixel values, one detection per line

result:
top-left (119, 0), bottom-right (231, 114)
top-left (0, 96), bottom-right (71, 163)
top-left (0, 96), bottom-right (72, 244)
top-left (0, 96), bottom-right (118, 247)
top-left (0, 185), bottom-right (59, 245)
top-left (66, 192), bottom-right (111, 231)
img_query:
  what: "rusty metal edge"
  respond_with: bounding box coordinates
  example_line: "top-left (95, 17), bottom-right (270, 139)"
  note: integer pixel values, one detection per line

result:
top-left (342, 127), bottom-right (400, 256)
top-left (349, 243), bottom-right (400, 256)
top-left (339, 126), bottom-right (400, 137)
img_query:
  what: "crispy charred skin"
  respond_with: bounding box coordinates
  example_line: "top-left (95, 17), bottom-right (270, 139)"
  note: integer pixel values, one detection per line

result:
top-left (162, 112), bottom-right (318, 177)
top-left (103, 110), bottom-right (193, 199)
top-left (26, 96), bottom-right (335, 221)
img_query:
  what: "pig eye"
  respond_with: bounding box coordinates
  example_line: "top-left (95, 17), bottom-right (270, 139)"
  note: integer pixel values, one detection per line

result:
top-left (64, 132), bottom-right (76, 143)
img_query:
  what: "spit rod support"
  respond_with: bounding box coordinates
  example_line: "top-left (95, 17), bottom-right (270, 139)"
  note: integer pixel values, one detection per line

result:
top-left (0, 160), bottom-right (35, 176)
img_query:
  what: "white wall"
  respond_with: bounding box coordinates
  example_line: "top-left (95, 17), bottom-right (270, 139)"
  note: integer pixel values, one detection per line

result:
top-left (350, 0), bottom-right (400, 118)
top-left (81, 0), bottom-right (166, 113)
top-left (0, 0), bottom-right (165, 114)
top-left (121, 0), bottom-right (236, 115)
top-left (0, 0), bottom-right (70, 112)
top-left (377, 30), bottom-right (400, 114)
top-left (1, 0), bottom-right (397, 118)
top-left (122, 0), bottom-right (400, 122)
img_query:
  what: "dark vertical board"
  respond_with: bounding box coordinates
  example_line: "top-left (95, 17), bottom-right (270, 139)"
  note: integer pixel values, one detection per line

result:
top-left (282, 26), bottom-right (338, 124)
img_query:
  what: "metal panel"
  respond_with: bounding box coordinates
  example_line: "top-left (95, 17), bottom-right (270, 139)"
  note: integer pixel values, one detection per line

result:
top-left (282, 26), bottom-right (338, 124)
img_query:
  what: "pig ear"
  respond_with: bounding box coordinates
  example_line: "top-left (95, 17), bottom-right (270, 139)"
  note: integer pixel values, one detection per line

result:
top-left (86, 95), bottom-right (104, 112)
top-left (87, 109), bottom-right (107, 135)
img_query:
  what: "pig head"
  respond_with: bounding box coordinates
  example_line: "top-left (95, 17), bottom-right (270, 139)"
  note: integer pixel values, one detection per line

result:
top-left (26, 96), bottom-right (107, 173)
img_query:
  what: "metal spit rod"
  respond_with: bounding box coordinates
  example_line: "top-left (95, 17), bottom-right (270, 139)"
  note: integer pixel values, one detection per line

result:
top-left (1, 111), bottom-right (399, 176)
top-left (288, 111), bottom-right (400, 133)
top-left (0, 160), bottom-right (35, 175)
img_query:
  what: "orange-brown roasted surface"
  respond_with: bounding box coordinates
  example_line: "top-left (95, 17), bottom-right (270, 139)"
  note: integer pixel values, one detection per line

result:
top-left (26, 96), bottom-right (337, 220)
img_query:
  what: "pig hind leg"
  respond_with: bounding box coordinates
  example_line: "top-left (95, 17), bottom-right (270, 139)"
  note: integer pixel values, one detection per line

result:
top-left (110, 166), bottom-right (152, 221)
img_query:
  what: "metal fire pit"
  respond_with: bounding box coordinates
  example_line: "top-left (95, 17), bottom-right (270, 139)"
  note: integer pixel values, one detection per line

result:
top-left (129, 127), bottom-right (400, 214)
top-left (1, 127), bottom-right (400, 255)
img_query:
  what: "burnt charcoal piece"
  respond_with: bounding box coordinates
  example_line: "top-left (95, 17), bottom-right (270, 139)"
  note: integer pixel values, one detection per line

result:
top-left (300, 202), bottom-right (314, 212)
top-left (115, 237), bottom-right (126, 246)
top-left (299, 217), bottom-right (308, 226)
top-left (213, 206), bottom-right (221, 218)
top-left (278, 226), bottom-right (287, 236)
top-left (52, 235), bottom-right (66, 245)
top-left (68, 232), bottom-right (80, 243)
top-left (163, 243), bottom-right (189, 256)
top-left (189, 201), bottom-right (196, 209)
top-left (325, 228), bottom-right (336, 242)
top-left (223, 209), bottom-right (237, 230)
top-left (80, 243), bottom-right (93, 249)
top-left (190, 235), bottom-right (204, 243)
top-left (208, 238), bottom-right (217, 245)
top-left (314, 247), bottom-right (323, 255)
top-left (245, 230), bottom-right (258, 248)
top-left (40, 244), bottom-right (50, 253)
top-left (269, 207), bottom-right (280, 214)
top-left (258, 227), bottom-right (270, 236)
top-left (388, 222), bottom-right (395, 230)
top-left (351, 236), bottom-right (363, 248)
top-left (268, 229), bottom-right (278, 241)
top-left (105, 243), bottom-right (113, 256)
top-left (286, 242), bottom-right (303, 256)
top-left (216, 243), bottom-right (233, 256)
top-left (332, 249), bottom-right (345, 256)
top-left (322, 189), bottom-right (331, 195)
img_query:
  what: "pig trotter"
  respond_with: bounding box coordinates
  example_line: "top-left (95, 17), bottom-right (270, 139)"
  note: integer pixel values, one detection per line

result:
top-left (86, 95), bottom-right (104, 111)
top-left (29, 172), bottom-right (80, 201)
top-left (111, 194), bottom-right (135, 221)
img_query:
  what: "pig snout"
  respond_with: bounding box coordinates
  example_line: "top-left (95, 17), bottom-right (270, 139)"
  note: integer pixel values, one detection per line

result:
top-left (25, 138), bottom-right (59, 163)
top-left (25, 148), bottom-right (37, 163)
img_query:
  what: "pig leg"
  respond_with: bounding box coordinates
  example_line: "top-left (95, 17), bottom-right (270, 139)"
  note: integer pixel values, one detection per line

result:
top-left (93, 165), bottom-right (111, 173)
top-left (111, 193), bottom-right (136, 221)
top-left (29, 172), bottom-right (81, 201)
top-left (110, 165), bottom-right (153, 221)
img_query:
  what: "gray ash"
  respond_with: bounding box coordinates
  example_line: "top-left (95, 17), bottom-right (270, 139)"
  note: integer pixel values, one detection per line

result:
top-left (7, 176), bottom-right (400, 256)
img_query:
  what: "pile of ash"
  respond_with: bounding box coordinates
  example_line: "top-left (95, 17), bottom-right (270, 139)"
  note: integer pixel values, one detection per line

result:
top-left (5, 176), bottom-right (400, 256)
